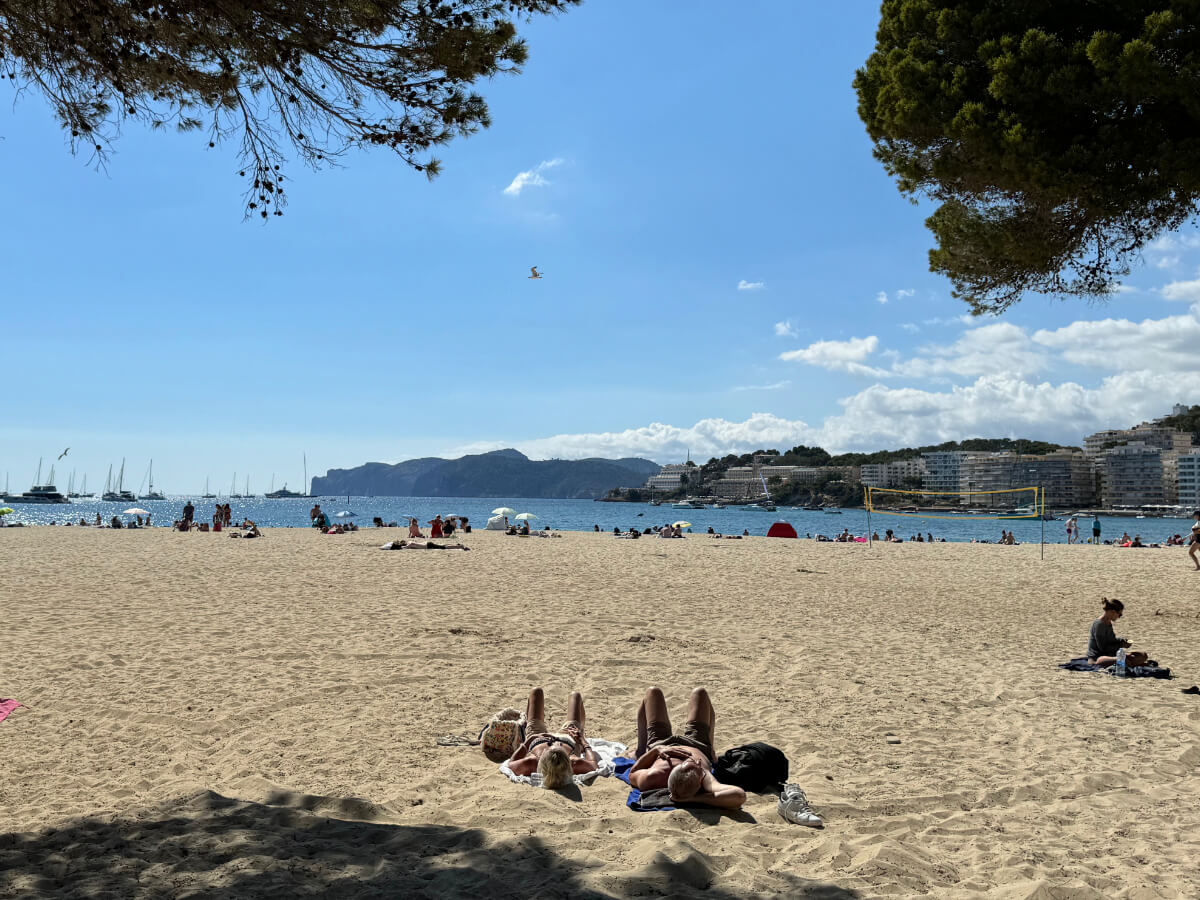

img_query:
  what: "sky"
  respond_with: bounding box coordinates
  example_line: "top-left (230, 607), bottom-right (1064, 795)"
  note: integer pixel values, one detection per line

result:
top-left (3, 1), bottom-right (1200, 494)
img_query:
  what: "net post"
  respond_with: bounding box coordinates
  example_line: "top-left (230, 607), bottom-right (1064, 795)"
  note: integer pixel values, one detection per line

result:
top-left (864, 486), bottom-right (872, 548)
top-left (1039, 484), bottom-right (1044, 561)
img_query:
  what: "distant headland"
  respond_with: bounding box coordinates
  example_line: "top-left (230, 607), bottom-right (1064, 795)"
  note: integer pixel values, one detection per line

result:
top-left (310, 449), bottom-right (659, 499)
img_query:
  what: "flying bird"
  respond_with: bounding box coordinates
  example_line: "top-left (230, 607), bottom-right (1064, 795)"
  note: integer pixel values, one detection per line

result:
top-left (58, 447), bottom-right (70, 460)
top-left (529, 266), bottom-right (543, 279)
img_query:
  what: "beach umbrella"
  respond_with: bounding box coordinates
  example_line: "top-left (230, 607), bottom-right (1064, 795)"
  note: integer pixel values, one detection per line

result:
top-left (123, 508), bottom-right (151, 516)
top-left (492, 507), bottom-right (517, 516)
top-left (514, 512), bottom-right (538, 521)
top-left (335, 510), bottom-right (357, 518)
top-left (672, 521), bottom-right (692, 528)
top-left (0, 507), bottom-right (13, 516)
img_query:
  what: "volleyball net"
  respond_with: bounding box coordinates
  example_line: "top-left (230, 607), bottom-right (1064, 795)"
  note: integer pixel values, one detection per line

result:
top-left (863, 485), bottom-right (1044, 521)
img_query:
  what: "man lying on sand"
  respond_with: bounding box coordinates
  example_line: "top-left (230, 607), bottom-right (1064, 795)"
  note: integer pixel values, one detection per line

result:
top-left (381, 539), bottom-right (470, 550)
top-left (507, 687), bottom-right (599, 788)
top-left (628, 686), bottom-right (745, 809)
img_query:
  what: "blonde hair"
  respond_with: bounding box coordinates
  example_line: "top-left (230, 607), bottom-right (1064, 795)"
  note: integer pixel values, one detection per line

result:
top-left (537, 747), bottom-right (573, 789)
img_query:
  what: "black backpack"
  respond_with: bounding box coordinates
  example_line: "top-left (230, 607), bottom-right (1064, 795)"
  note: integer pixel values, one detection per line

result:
top-left (714, 742), bottom-right (789, 792)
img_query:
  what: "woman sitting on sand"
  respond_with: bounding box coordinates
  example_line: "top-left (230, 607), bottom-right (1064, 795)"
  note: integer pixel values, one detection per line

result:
top-left (507, 687), bottom-right (598, 788)
top-left (408, 518), bottom-right (424, 539)
top-left (1087, 598), bottom-right (1150, 667)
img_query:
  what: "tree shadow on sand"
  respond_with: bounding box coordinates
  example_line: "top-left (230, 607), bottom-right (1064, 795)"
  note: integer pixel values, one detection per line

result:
top-left (0, 789), bottom-right (860, 899)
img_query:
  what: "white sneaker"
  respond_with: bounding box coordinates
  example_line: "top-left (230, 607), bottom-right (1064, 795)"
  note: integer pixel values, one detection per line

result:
top-left (778, 785), bottom-right (823, 827)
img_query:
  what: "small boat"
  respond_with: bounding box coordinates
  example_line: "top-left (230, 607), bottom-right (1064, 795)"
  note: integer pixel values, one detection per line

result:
top-left (265, 484), bottom-right (305, 499)
top-left (756, 501), bottom-right (777, 511)
top-left (823, 508), bottom-right (842, 514)
top-left (712, 502), bottom-right (726, 509)
top-left (141, 460), bottom-right (166, 501)
top-left (803, 505), bottom-right (822, 511)
top-left (672, 499), bottom-right (705, 509)
top-left (101, 459), bottom-right (137, 503)
top-left (649, 500), bottom-right (662, 507)
top-left (201, 477), bottom-right (216, 499)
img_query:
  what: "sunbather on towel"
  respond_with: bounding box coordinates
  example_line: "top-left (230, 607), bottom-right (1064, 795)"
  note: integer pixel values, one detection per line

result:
top-left (507, 687), bottom-right (598, 788)
top-left (628, 687), bottom-right (745, 809)
top-left (1088, 597), bottom-right (1151, 667)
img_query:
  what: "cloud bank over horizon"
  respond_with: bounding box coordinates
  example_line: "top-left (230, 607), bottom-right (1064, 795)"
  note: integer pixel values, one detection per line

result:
top-left (446, 300), bottom-right (1200, 464)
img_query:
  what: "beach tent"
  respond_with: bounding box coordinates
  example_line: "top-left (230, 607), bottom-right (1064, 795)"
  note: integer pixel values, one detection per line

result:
top-left (485, 514), bottom-right (509, 530)
top-left (766, 521), bottom-right (798, 539)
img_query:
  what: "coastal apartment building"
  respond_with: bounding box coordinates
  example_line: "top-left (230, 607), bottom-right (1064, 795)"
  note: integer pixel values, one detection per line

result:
top-left (643, 464), bottom-right (698, 493)
top-left (959, 450), bottom-right (1094, 509)
top-left (1178, 451), bottom-right (1200, 509)
top-left (921, 451), bottom-right (969, 496)
top-left (1084, 422), bottom-right (1194, 458)
top-left (711, 464), bottom-right (861, 499)
top-left (1098, 443), bottom-right (1165, 507)
top-left (860, 457), bottom-right (926, 489)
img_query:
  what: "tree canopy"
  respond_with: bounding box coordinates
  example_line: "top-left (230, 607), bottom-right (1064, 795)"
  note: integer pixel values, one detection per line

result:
top-left (854, 1), bottom-right (1200, 313)
top-left (0, 0), bottom-right (576, 217)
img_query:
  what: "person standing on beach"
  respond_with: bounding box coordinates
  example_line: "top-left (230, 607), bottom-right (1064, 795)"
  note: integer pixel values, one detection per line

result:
top-left (629, 687), bottom-right (745, 809)
top-left (1189, 510), bottom-right (1200, 570)
top-left (182, 500), bottom-right (195, 526)
top-left (1092, 516), bottom-right (1101, 544)
top-left (1066, 516), bottom-right (1077, 544)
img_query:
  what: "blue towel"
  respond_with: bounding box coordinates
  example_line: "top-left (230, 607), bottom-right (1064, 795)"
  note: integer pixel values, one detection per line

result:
top-left (1059, 657), bottom-right (1172, 679)
top-left (613, 756), bottom-right (670, 811)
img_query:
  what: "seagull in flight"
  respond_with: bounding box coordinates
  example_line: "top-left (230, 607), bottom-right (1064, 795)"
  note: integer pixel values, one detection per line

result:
top-left (58, 447), bottom-right (70, 460)
top-left (529, 266), bottom-right (543, 279)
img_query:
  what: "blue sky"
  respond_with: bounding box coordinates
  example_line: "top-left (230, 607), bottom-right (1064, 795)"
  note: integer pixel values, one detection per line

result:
top-left (3, 1), bottom-right (1200, 493)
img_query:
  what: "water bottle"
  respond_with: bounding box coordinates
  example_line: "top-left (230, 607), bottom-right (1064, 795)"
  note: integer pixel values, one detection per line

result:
top-left (1114, 647), bottom-right (1127, 677)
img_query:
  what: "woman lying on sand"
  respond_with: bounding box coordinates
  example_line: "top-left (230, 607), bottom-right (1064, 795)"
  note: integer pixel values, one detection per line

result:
top-left (1087, 598), bottom-right (1150, 667)
top-left (507, 687), bottom-right (598, 788)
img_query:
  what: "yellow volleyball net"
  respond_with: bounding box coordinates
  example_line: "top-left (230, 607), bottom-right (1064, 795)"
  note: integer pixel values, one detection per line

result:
top-left (863, 484), bottom-right (1046, 557)
top-left (863, 485), bottom-right (1044, 521)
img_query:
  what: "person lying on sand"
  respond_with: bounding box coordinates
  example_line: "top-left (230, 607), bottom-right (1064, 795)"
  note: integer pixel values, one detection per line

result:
top-left (381, 539), bottom-right (470, 550)
top-left (507, 687), bottom-right (599, 788)
top-left (1088, 598), bottom-right (1151, 667)
top-left (628, 687), bottom-right (745, 809)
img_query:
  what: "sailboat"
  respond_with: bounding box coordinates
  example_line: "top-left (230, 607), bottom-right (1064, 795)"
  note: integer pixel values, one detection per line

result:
top-left (1, 458), bottom-right (70, 503)
top-left (68, 472), bottom-right (93, 499)
top-left (229, 472), bottom-right (242, 499)
top-left (201, 477), bottom-right (216, 499)
top-left (266, 461), bottom-right (307, 499)
top-left (102, 459), bottom-right (137, 503)
top-left (755, 473), bottom-right (777, 511)
top-left (142, 459), bottom-right (166, 501)
top-left (242, 474), bottom-right (253, 498)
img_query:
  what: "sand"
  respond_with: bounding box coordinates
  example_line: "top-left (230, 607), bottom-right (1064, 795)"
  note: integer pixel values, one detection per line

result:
top-left (2, 527), bottom-right (1199, 898)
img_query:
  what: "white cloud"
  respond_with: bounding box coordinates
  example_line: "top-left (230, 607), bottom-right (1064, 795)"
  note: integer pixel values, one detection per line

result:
top-left (896, 289), bottom-right (916, 299)
top-left (876, 291), bottom-right (889, 304)
top-left (774, 320), bottom-right (798, 338)
top-left (893, 322), bottom-right (1047, 380)
top-left (731, 380), bottom-right (792, 392)
top-left (779, 336), bottom-right (890, 377)
top-left (1160, 278), bottom-right (1200, 302)
top-left (900, 323), bottom-right (920, 333)
top-left (1032, 312), bottom-right (1200, 374)
top-left (738, 280), bottom-right (765, 291)
top-left (502, 158), bottom-right (564, 196)
top-left (1155, 255), bottom-right (1180, 269)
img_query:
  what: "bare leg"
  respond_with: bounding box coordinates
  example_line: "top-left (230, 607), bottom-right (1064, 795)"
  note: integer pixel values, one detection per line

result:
top-left (566, 691), bottom-right (586, 732)
top-left (1190, 543), bottom-right (1199, 569)
top-left (525, 687), bottom-right (546, 734)
top-left (686, 687), bottom-right (715, 729)
top-left (637, 686), bottom-right (670, 757)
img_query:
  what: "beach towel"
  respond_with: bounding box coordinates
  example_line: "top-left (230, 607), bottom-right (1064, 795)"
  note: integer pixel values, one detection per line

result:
top-left (0, 699), bottom-right (22, 723)
top-left (500, 737), bottom-right (627, 787)
top-left (1058, 658), bottom-right (1172, 679)
top-left (613, 756), bottom-right (718, 812)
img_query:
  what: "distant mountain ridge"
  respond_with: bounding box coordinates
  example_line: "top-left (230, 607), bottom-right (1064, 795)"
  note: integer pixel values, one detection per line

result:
top-left (311, 449), bottom-right (660, 499)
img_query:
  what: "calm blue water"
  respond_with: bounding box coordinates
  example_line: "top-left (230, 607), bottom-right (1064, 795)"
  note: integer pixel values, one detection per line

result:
top-left (2, 495), bottom-right (1193, 543)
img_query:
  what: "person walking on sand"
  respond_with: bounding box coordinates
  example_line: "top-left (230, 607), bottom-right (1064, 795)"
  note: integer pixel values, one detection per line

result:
top-left (1189, 510), bottom-right (1200, 570)
top-left (628, 687), bottom-right (745, 809)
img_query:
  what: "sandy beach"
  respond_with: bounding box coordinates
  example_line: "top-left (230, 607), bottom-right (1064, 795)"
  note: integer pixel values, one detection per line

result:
top-left (2, 527), bottom-right (1199, 898)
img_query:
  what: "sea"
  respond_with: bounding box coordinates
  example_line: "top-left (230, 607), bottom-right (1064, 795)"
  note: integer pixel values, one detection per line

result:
top-left (3, 496), bottom-right (1194, 544)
